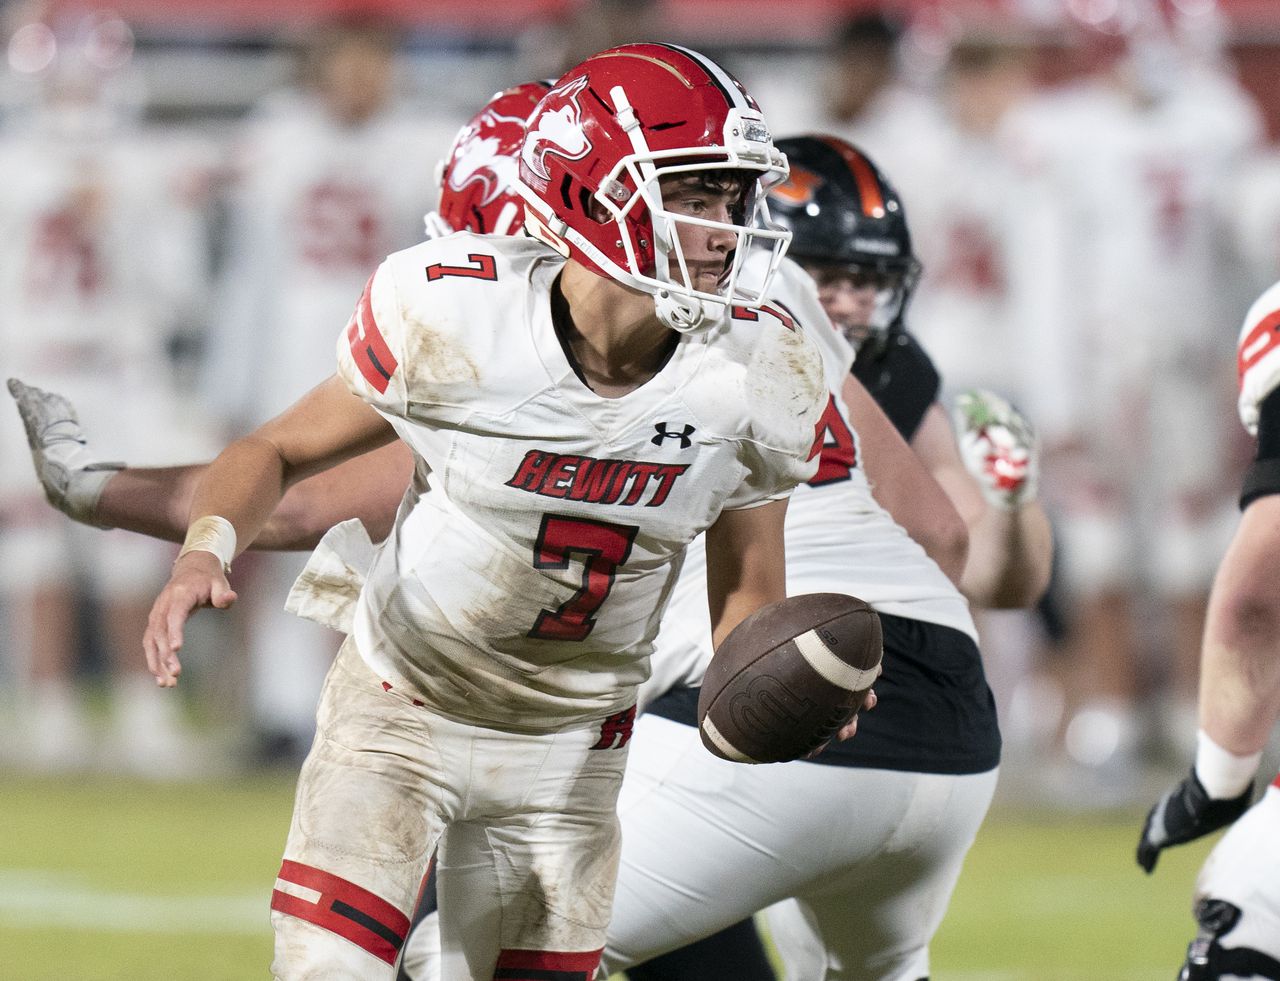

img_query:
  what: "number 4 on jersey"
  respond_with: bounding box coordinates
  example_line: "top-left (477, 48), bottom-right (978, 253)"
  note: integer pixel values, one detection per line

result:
top-left (808, 395), bottom-right (857, 487)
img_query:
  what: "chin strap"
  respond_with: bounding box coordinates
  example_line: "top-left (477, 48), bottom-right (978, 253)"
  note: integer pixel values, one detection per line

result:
top-left (654, 289), bottom-right (725, 334)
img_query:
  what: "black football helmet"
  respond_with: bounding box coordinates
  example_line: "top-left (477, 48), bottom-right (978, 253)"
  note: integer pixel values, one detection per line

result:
top-left (769, 135), bottom-right (921, 357)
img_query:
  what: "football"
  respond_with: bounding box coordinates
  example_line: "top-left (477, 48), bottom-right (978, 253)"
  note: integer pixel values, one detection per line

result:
top-left (697, 593), bottom-right (882, 764)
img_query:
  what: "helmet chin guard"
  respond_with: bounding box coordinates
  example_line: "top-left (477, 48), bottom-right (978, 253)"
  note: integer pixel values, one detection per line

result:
top-left (516, 43), bottom-right (792, 335)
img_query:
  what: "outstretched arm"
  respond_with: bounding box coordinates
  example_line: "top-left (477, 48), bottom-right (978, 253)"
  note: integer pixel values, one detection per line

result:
top-left (97, 444), bottom-right (411, 549)
top-left (9, 378), bottom-right (410, 549)
top-left (912, 396), bottom-right (1053, 608)
top-left (144, 376), bottom-right (396, 686)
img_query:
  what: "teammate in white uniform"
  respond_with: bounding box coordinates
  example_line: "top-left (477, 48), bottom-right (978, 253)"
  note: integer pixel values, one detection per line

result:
top-left (1135, 280), bottom-right (1280, 979)
top-left (1019, 19), bottom-right (1263, 780)
top-left (143, 45), bottom-right (829, 980)
top-left (0, 9), bottom-right (216, 772)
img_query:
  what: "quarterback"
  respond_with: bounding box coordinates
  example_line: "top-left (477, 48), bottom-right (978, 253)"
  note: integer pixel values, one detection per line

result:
top-left (133, 45), bottom-right (829, 980)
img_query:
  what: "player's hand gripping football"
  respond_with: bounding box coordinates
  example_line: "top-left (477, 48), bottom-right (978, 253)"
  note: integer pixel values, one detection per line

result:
top-left (143, 551), bottom-right (238, 687)
top-left (952, 388), bottom-right (1039, 511)
top-left (7, 378), bottom-right (123, 525)
top-left (1136, 769), bottom-right (1253, 873)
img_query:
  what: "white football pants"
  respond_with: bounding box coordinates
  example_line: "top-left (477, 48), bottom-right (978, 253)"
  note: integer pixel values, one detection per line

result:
top-left (269, 638), bottom-right (627, 980)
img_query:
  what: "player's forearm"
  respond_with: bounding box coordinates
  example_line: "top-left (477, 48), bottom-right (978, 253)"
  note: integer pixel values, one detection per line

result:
top-left (958, 501), bottom-right (1054, 609)
top-left (1199, 632), bottom-right (1280, 757)
top-left (92, 459), bottom-right (379, 552)
top-left (1198, 501), bottom-right (1280, 755)
top-left (706, 499), bottom-right (789, 650)
top-left (255, 443), bottom-right (411, 549)
top-left (95, 464), bottom-right (207, 543)
top-left (186, 435), bottom-right (292, 556)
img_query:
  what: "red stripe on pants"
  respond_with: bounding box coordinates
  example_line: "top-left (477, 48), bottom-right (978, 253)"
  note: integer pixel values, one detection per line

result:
top-left (271, 860), bottom-right (409, 966)
top-left (492, 946), bottom-right (604, 980)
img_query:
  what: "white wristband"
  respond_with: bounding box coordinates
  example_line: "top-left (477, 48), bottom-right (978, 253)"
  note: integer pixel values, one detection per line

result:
top-left (177, 515), bottom-right (237, 574)
top-left (1194, 729), bottom-right (1261, 799)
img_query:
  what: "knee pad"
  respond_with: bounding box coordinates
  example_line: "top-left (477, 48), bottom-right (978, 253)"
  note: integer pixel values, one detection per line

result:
top-left (1180, 899), bottom-right (1280, 980)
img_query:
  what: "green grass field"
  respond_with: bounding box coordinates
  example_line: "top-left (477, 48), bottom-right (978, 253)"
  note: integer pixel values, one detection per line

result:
top-left (0, 771), bottom-right (1211, 980)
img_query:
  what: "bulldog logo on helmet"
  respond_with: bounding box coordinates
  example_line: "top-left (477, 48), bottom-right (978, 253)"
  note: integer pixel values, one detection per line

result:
top-left (447, 108), bottom-right (526, 207)
top-left (522, 74), bottom-right (592, 183)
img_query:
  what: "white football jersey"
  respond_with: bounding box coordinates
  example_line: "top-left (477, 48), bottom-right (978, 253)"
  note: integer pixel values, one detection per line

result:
top-left (1237, 279), bottom-right (1280, 435)
top-left (336, 233), bottom-right (828, 732)
top-left (643, 259), bottom-right (976, 704)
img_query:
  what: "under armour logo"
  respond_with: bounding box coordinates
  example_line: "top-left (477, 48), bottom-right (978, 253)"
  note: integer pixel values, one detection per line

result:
top-left (652, 422), bottom-right (695, 449)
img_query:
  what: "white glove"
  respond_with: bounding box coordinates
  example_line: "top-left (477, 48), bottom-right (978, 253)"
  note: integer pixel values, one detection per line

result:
top-left (952, 388), bottom-right (1039, 511)
top-left (7, 378), bottom-right (123, 526)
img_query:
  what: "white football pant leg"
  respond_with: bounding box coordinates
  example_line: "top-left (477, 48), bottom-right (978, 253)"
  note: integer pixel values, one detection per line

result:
top-left (271, 641), bottom-right (439, 980)
top-left (1192, 781), bottom-right (1280, 964)
top-left (272, 639), bottom-right (626, 981)
top-left (599, 714), bottom-right (997, 981)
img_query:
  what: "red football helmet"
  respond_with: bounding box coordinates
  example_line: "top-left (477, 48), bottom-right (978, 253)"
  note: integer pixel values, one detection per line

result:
top-left (515, 43), bottom-right (791, 333)
top-left (425, 80), bottom-right (550, 239)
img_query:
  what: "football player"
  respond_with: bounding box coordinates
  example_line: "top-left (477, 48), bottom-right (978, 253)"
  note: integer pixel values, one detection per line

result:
top-left (403, 136), bottom-right (997, 981)
top-left (1134, 280), bottom-right (1280, 980)
top-left (769, 134), bottom-right (1051, 609)
top-left (111, 44), bottom-right (837, 981)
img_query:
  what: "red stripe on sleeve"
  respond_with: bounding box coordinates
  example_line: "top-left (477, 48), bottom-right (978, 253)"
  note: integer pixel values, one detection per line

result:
top-left (1238, 308), bottom-right (1280, 390)
top-left (345, 274), bottom-right (400, 394)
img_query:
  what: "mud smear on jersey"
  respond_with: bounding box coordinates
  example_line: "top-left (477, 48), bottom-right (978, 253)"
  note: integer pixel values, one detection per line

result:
top-left (289, 563), bottom-right (364, 633)
top-left (746, 325), bottom-right (827, 447)
top-left (403, 311), bottom-right (480, 387)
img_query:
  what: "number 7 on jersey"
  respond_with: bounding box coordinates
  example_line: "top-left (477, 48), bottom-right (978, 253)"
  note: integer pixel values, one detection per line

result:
top-left (528, 515), bottom-right (639, 642)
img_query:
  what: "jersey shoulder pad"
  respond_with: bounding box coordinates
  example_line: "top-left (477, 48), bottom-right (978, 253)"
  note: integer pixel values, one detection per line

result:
top-left (336, 234), bottom-right (546, 417)
top-left (769, 259), bottom-right (855, 388)
top-left (723, 303), bottom-right (828, 459)
top-left (1237, 279), bottom-right (1280, 435)
top-left (853, 329), bottom-right (941, 442)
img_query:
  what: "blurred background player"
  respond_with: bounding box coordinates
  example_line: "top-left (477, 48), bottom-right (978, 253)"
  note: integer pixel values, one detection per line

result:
top-left (1135, 278), bottom-right (1280, 979)
top-left (197, 16), bottom-right (451, 762)
top-left (1019, 1), bottom-right (1263, 798)
top-left (745, 9), bottom-right (943, 206)
top-left (0, 5), bottom-right (216, 774)
top-left (5, 78), bottom-right (552, 562)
